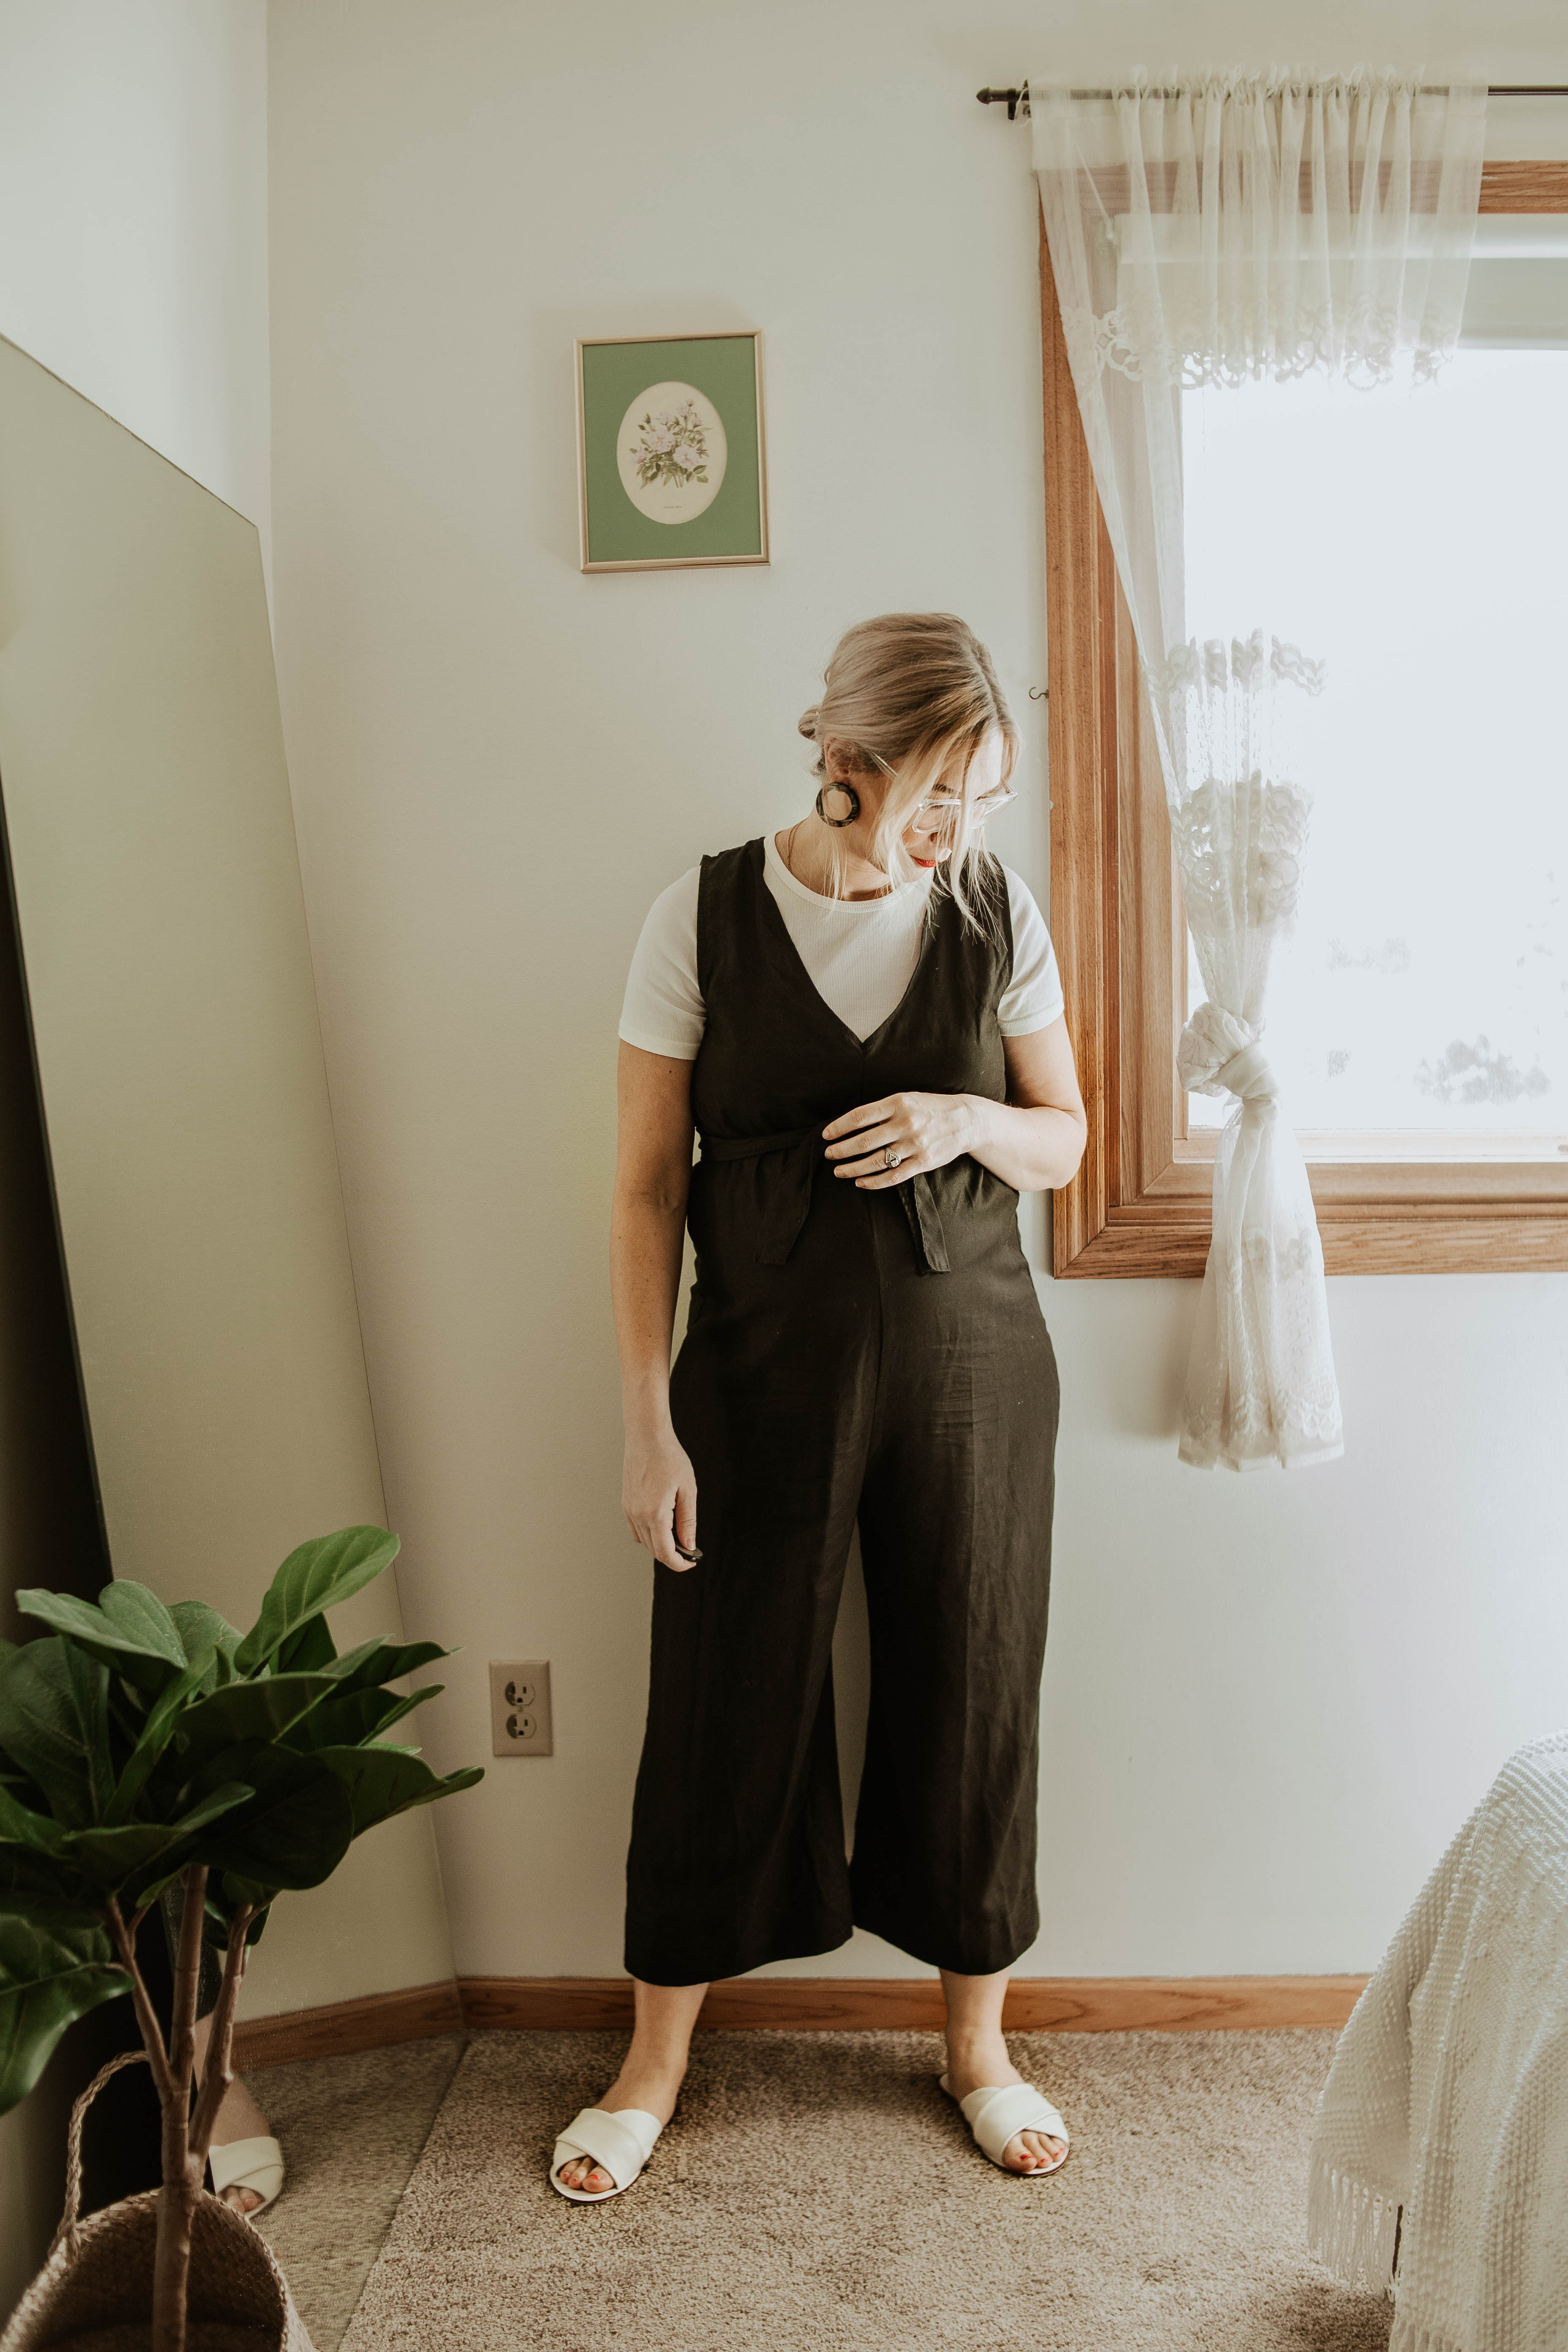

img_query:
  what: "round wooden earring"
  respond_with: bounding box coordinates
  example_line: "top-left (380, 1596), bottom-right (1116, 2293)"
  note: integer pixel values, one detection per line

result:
top-left (815, 779), bottom-right (861, 827)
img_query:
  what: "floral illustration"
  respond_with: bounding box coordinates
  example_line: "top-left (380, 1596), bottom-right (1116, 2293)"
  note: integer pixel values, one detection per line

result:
top-left (630, 398), bottom-right (710, 490)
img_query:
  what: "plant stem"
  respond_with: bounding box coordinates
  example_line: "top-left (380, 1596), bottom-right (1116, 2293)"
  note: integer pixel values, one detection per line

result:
top-left (104, 1897), bottom-right (175, 2105)
top-left (106, 1892), bottom-right (194, 2352)
top-left (189, 1904), bottom-right (255, 2164)
top-left (153, 1867), bottom-right (207, 2352)
top-left (169, 1864), bottom-right (205, 2104)
top-left (153, 2091), bottom-right (198, 2352)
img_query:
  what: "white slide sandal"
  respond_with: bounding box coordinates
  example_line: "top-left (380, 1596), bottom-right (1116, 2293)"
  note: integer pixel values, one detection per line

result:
top-left (208, 2134), bottom-right (286, 2217)
top-left (939, 2074), bottom-right (1070, 2175)
top-left (550, 2106), bottom-right (664, 2203)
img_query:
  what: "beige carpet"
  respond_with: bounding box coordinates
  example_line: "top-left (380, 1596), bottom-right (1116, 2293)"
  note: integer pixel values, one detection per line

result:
top-left (335, 2028), bottom-right (1393, 2352)
top-left (251, 2033), bottom-right (465, 2352)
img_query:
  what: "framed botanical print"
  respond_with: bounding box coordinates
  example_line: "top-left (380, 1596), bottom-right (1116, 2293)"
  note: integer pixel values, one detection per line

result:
top-left (574, 330), bottom-right (769, 572)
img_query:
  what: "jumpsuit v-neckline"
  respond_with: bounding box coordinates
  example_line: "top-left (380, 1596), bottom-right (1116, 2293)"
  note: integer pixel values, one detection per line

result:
top-left (624, 836), bottom-right (1061, 1985)
top-left (758, 834), bottom-right (938, 1058)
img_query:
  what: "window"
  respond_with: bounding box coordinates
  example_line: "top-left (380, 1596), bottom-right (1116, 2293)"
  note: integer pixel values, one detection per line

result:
top-left (1041, 164), bottom-right (1568, 1276)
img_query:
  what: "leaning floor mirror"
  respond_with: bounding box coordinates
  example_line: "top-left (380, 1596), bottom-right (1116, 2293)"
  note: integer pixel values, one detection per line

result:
top-left (0, 334), bottom-right (454, 2021)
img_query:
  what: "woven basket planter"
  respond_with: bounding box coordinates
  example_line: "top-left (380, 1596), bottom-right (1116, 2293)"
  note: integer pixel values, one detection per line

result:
top-left (1, 2059), bottom-right (314, 2352)
top-left (0, 2185), bottom-right (314, 2352)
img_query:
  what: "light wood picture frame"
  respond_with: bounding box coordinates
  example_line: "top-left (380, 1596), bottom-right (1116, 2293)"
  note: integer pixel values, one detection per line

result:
top-left (575, 329), bottom-right (769, 572)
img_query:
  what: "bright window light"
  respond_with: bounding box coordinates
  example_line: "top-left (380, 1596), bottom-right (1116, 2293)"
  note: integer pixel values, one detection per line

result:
top-left (1181, 350), bottom-right (1568, 1152)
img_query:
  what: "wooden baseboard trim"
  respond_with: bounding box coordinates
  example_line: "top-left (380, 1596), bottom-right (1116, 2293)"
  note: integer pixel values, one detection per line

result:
top-left (233, 1979), bottom-right (465, 2070)
top-left (236, 1973), bottom-right (1368, 2066)
top-left (459, 1974), bottom-right (1367, 2033)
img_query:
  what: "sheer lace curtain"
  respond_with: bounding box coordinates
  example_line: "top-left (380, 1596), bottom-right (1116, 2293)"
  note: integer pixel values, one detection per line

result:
top-left (1032, 74), bottom-right (1487, 1470)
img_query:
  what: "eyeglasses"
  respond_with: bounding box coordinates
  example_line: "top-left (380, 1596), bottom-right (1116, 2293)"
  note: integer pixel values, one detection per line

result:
top-left (910, 789), bottom-right (1017, 835)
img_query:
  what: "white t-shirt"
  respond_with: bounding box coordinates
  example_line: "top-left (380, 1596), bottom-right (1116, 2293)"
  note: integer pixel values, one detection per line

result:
top-left (619, 832), bottom-right (1064, 1060)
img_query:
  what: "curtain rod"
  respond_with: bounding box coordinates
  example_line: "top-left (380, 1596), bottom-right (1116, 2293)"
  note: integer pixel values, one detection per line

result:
top-left (977, 84), bottom-right (1568, 121)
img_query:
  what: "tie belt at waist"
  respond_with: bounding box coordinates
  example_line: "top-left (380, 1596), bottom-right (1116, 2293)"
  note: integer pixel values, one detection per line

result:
top-left (699, 1125), bottom-right (951, 1274)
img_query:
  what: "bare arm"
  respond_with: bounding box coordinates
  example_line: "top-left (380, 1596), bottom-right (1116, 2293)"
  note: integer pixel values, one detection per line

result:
top-left (610, 1042), bottom-right (700, 1572)
top-left (823, 1015), bottom-right (1087, 1194)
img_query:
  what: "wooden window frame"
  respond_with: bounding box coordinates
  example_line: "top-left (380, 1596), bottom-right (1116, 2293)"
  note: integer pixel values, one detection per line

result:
top-left (1042, 161), bottom-right (1568, 1277)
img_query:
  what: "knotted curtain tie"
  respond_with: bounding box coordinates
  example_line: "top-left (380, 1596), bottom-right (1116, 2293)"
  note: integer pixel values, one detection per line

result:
top-left (700, 1126), bottom-right (951, 1273)
top-left (1176, 1005), bottom-right (1280, 1121)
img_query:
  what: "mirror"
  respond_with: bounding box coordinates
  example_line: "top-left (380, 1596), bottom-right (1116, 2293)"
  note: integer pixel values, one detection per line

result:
top-left (0, 333), bottom-right (454, 2017)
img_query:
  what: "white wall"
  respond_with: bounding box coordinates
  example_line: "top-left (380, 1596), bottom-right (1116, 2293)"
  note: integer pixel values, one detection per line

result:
top-left (267, 0), bottom-right (1568, 1989)
top-left (0, 0), bottom-right (271, 584)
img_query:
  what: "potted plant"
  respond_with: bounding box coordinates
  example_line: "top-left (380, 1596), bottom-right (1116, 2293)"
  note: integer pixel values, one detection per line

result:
top-left (0, 1525), bottom-right (482, 2352)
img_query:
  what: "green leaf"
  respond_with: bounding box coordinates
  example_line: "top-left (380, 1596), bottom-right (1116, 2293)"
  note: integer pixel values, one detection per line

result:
top-left (233, 1528), bottom-right (400, 1675)
top-left (192, 1746), bottom-right (355, 1893)
top-left (168, 1602), bottom-right (241, 1677)
top-left (322, 1639), bottom-right (452, 1695)
top-left (0, 1786), bottom-right (67, 1855)
top-left (283, 1683), bottom-right (439, 1753)
top-left (169, 1783), bottom-right (258, 1836)
top-left (104, 1657), bottom-right (210, 1823)
top-left (65, 1645), bottom-right (117, 1822)
top-left (60, 1782), bottom-right (254, 1893)
top-left (276, 1612), bottom-right (337, 1674)
top-left (16, 1584), bottom-right (187, 1694)
top-left (0, 1900), bottom-right (129, 2114)
top-left (214, 1872), bottom-right (270, 1914)
top-left (0, 1640), bottom-right (115, 1829)
top-left (313, 1745), bottom-right (484, 1838)
top-left (314, 1637), bottom-right (386, 1685)
top-left (124, 1866), bottom-right (187, 1917)
top-left (0, 1843), bottom-right (75, 1903)
top-left (163, 1673), bottom-right (343, 1777)
top-left (97, 1585), bottom-right (189, 1674)
top-left (102, 1672), bottom-right (149, 1755)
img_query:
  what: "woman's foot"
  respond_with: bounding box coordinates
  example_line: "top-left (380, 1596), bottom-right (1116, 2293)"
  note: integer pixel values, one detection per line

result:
top-left (940, 1967), bottom-right (1066, 2176)
top-left (943, 2032), bottom-right (1067, 2173)
top-left (555, 1978), bottom-right (709, 2196)
top-left (554, 2055), bottom-right (687, 2194)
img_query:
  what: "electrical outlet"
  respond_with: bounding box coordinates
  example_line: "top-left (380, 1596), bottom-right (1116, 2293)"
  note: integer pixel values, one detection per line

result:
top-left (490, 1660), bottom-right (553, 1756)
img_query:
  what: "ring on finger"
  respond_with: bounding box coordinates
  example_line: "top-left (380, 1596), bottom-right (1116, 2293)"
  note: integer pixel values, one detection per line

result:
top-left (883, 1145), bottom-right (905, 1168)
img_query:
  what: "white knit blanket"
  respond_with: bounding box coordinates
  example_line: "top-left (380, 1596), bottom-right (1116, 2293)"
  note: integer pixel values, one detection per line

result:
top-left (1308, 1731), bottom-right (1568, 2352)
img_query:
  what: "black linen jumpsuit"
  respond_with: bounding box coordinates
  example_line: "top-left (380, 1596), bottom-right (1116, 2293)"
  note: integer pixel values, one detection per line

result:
top-left (624, 838), bottom-right (1060, 1985)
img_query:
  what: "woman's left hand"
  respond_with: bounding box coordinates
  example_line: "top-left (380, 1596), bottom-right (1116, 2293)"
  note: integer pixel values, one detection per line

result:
top-left (823, 1092), bottom-right (982, 1188)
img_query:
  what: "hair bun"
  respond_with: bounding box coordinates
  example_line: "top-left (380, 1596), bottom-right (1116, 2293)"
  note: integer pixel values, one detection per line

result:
top-left (797, 704), bottom-right (820, 741)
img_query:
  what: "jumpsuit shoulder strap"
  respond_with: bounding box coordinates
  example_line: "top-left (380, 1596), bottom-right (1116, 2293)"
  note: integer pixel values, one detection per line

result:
top-left (925, 851), bottom-right (1014, 1016)
top-left (696, 838), bottom-right (767, 1005)
top-left (978, 851), bottom-right (1016, 995)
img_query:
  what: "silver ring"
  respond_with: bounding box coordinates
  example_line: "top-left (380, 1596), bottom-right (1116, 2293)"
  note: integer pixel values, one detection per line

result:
top-left (883, 1146), bottom-right (904, 1168)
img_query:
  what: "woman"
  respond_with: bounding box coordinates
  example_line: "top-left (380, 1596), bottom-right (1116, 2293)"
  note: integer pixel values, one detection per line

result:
top-left (553, 613), bottom-right (1087, 2202)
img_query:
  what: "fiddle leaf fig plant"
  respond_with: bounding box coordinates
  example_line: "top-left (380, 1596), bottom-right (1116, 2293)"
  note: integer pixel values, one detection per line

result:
top-left (0, 1526), bottom-right (482, 2352)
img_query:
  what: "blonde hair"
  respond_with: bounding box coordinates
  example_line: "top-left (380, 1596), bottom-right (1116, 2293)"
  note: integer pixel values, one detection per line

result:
top-left (796, 612), bottom-right (1018, 933)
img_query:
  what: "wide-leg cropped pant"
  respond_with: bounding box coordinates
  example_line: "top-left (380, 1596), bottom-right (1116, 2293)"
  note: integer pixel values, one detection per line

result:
top-left (623, 1168), bottom-right (1060, 1986)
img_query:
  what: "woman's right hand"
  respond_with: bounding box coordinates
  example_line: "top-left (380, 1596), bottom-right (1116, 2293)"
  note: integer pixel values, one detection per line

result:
top-left (623, 1426), bottom-right (699, 1571)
